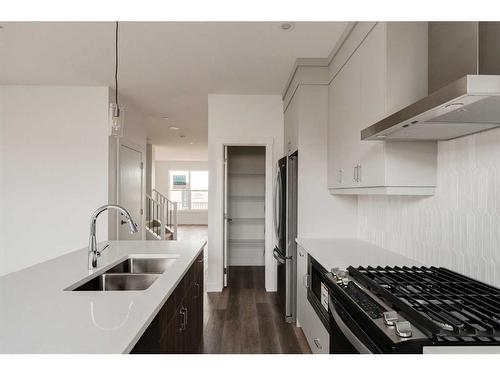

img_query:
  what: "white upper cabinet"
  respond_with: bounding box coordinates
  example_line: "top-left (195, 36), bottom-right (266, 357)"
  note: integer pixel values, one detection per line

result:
top-left (284, 90), bottom-right (299, 155)
top-left (328, 22), bottom-right (438, 195)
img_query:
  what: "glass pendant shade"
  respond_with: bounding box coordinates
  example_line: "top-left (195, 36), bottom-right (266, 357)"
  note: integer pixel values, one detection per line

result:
top-left (109, 103), bottom-right (124, 137)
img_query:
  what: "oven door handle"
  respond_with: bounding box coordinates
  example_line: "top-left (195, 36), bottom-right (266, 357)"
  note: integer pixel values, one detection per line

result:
top-left (329, 297), bottom-right (373, 354)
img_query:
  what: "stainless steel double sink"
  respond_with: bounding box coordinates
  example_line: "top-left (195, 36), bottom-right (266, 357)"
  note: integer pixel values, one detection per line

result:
top-left (68, 256), bottom-right (177, 291)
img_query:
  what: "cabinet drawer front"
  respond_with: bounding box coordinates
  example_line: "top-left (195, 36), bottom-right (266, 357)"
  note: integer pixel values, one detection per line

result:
top-left (302, 299), bottom-right (330, 354)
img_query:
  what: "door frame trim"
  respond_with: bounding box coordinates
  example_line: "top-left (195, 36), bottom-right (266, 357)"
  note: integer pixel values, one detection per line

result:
top-left (217, 138), bottom-right (276, 292)
top-left (116, 137), bottom-right (145, 240)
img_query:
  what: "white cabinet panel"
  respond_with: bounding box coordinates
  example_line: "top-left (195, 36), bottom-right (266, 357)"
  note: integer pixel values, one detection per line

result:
top-left (327, 75), bottom-right (344, 188)
top-left (284, 92), bottom-right (299, 154)
top-left (296, 245), bottom-right (308, 328)
top-left (301, 295), bottom-right (330, 354)
top-left (358, 23), bottom-right (386, 187)
top-left (327, 22), bottom-right (436, 195)
top-left (328, 50), bottom-right (361, 189)
top-left (296, 245), bottom-right (329, 354)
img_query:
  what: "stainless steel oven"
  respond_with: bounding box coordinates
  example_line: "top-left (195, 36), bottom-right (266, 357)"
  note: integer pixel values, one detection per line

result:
top-left (328, 294), bottom-right (380, 353)
top-left (324, 270), bottom-right (428, 354)
top-left (324, 266), bottom-right (500, 354)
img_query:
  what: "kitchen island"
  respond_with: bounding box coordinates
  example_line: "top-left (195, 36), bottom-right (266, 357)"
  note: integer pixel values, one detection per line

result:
top-left (0, 239), bottom-right (206, 353)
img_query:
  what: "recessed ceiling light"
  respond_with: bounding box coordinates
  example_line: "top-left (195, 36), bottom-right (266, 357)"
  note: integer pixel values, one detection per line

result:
top-left (280, 23), bottom-right (295, 31)
top-left (189, 142), bottom-right (194, 145)
top-left (169, 126), bottom-right (180, 130)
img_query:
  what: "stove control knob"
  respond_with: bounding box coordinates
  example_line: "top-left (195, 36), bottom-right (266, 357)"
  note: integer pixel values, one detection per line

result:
top-left (383, 311), bottom-right (399, 326)
top-left (395, 321), bottom-right (413, 338)
top-left (341, 277), bottom-right (349, 286)
top-left (338, 270), bottom-right (348, 278)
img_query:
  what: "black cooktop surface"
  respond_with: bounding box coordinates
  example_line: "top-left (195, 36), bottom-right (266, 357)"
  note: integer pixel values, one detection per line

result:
top-left (348, 266), bottom-right (500, 342)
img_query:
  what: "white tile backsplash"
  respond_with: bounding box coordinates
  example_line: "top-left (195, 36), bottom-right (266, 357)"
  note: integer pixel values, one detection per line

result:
top-left (358, 127), bottom-right (500, 288)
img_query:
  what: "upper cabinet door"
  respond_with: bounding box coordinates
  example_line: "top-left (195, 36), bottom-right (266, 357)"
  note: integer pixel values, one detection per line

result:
top-left (327, 22), bottom-right (436, 195)
top-left (284, 92), bottom-right (299, 155)
top-left (327, 72), bottom-right (345, 188)
top-left (328, 51), bottom-right (360, 189)
top-left (357, 23), bottom-right (387, 187)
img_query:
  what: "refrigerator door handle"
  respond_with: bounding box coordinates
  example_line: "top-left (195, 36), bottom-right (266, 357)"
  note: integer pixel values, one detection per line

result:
top-left (273, 249), bottom-right (286, 264)
top-left (273, 169), bottom-right (278, 242)
top-left (273, 168), bottom-right (282, 250)
top-left (273, 249), bottom-right (292, 264)
top-left (277, 169), bottom-right (282, 240)
top-left (285, 240), bottom-right (292, 257)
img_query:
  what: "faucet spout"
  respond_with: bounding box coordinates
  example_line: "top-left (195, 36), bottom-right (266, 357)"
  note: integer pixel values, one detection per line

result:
top-left (88, 204), bottom-right (138, 270)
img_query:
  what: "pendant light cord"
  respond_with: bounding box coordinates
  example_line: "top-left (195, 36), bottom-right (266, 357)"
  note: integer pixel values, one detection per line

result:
top-left (115, 21), bottom-right (119, 106)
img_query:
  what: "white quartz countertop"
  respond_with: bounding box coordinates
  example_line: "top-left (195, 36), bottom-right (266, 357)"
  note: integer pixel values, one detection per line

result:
top-left (295, 237), bottom-right (423, 271)
top-left (0, 239), bottom-right (206, 353)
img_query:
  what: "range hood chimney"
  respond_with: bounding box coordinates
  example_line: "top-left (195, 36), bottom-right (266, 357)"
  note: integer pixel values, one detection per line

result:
top-left (361, 22), bottom-right (500, 141)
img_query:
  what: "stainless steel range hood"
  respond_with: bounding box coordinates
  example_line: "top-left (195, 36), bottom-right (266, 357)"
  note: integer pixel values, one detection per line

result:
top-left (362, 22), bottom-right (500, 141)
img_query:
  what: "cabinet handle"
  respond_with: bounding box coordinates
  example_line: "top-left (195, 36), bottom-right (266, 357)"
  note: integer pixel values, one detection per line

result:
top-left (299, 251), bottom-right (304, 257)
top-left (313, 338), bottom-right (322, 350)
top-left (179, 306), bottom-right (188, 332)
top-left (303, 274), bottom-right (310, 288)
top-left (357, 164), bottom-right (362, 183)
top-left (353, 165), bottom-right (358, 182)
top-left (337, 169), bottom-right (343, 184)
top-left (194, 282), bottom-right (200, 298)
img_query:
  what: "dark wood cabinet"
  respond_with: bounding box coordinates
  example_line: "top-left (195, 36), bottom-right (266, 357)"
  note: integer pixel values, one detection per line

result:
top-left (131, 250), bottom-right (204, 354)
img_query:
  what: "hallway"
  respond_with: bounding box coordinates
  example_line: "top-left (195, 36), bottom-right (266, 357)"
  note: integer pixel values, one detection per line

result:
top-left (201, 266), bottom-right (311, 354)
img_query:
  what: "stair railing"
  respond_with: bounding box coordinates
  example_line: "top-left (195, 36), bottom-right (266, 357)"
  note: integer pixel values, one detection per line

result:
top-left (145, 194), bottom-right (165, 240)
top-left (152, 188), bottom-right (178, 240)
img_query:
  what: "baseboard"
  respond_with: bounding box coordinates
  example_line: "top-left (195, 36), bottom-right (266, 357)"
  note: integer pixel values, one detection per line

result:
top-left (206, 281), bottom-right (223, 293)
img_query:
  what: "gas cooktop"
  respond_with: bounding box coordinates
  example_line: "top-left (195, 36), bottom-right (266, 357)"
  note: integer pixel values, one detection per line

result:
top-left (349, 266), bottom-right (500, 343)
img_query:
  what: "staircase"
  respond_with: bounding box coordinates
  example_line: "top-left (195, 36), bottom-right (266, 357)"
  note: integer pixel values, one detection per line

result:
top-left (145, 189), bottom-right (178, 240)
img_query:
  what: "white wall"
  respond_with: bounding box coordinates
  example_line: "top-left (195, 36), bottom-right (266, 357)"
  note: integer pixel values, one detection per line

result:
top-left (207, 94), bottom-right (284, 292)
top-left (295, 85), bottom-right (358, 238)
top-left (154, 160), bottom-right (209, 225)
top-left (358, 127), bottom-right (500, 288)
top-left (0, 86), bottom-right (109, 275)
top-left (155, 144), bottom-right (208, 162)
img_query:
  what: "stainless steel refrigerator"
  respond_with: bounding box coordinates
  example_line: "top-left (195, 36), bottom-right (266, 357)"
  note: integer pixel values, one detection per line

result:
top-left (273, 151), bottom-right (297, 323)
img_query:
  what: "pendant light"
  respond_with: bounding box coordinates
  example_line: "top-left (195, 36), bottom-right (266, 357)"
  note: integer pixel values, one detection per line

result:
top-left (109, 21), bottom-right (124, 137)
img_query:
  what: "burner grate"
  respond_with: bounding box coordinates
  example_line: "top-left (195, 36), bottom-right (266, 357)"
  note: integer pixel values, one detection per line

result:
top-left (349, 266), bottom-right (500, 340)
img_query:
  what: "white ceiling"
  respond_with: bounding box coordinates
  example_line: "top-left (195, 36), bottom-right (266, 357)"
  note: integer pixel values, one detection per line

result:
top-left (0, 22), bottom-right (348, 159)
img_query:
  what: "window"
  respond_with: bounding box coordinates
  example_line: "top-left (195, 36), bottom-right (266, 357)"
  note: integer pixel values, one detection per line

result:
top-left (169, 170), bottom-right (208, 210)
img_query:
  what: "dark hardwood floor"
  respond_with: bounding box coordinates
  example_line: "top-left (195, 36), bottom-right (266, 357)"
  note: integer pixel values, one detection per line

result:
top-left (201, 266), bottom-right (311, 354)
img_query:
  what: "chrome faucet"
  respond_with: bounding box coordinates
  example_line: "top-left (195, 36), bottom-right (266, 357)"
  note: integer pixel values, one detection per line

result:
top-left (88, 204), bottom-right (138, 270)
